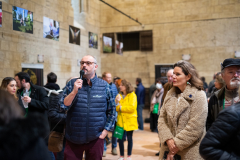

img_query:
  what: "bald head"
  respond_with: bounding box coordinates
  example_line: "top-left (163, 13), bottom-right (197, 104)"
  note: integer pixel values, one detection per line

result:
top-left (167, 69), bottom-right (173, 83)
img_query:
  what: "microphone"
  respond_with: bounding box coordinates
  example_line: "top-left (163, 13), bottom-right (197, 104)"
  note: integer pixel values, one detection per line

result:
top-left (79, 70), bottom-right (85, 79)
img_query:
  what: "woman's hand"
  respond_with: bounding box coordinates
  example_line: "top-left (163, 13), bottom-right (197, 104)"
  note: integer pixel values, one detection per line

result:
top-left (167, 152), bottom-right (174, 160)
top-left (166, 139), bottom-right (179, 154)
top-left (115, 94), bottom-right (121, 104)
top-left (167, 152), bottom-right (175, 160)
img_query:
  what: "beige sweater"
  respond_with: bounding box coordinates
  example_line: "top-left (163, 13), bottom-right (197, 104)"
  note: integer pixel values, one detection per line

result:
top-left (158, 85), bottom-right (208, 160)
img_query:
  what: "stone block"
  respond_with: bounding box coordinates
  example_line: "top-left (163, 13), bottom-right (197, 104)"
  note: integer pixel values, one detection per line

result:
top-left (34, 4), bottom-right (43, 21)
top-left (9, 42), bottom-right (17, 52)
top-left (1, 40), bottom-right (9, 51)
top-left (0, 50), bottom-right (5, 61)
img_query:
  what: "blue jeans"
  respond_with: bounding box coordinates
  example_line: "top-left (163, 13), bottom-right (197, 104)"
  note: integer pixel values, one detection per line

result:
top-left (137, 104), bottom-right (144, 130)
top-left (104, 132), bottom-right (117, 151)
top-left (49, 151), bottom-right (55, 160)
top-left (118, 131), bottom-right (133, 156)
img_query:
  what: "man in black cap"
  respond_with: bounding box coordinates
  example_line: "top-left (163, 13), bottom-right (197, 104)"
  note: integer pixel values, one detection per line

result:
top-left (206, 58), bottom-right (240, 130)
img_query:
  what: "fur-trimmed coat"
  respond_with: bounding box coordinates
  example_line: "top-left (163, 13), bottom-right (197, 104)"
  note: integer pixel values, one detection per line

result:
top-left (0, 113), bottom-right (51, 160)
top-left (158, 85), bottom-right (208, 160)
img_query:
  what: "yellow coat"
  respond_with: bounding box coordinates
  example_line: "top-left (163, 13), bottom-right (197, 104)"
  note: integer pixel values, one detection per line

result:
top-left (116, 92), bottom-right (138, 131)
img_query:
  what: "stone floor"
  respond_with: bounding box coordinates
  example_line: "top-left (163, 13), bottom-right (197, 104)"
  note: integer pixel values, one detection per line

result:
top-left (102, 122), bottom-right (160, 160)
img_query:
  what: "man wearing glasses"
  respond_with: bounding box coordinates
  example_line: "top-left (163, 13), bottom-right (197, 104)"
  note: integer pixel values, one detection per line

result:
top-left (60, 55), bottom-right (116, 160)
top-left (207, 58), bottom-right (240, 130)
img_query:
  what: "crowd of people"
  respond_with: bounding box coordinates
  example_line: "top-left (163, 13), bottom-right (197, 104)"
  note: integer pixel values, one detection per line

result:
top-left (0, 55), bottom-right (240, 160)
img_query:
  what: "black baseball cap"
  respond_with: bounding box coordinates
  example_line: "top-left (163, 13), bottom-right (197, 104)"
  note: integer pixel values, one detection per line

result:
top-left (221, 58), bottom-right (240, 70)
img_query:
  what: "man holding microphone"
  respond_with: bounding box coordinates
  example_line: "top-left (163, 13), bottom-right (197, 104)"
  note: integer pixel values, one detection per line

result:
top-left (60, 55), bottom-right (116, 160)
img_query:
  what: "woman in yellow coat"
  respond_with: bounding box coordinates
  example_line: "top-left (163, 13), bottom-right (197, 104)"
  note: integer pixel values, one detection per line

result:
top-left (115, 79), bottom-right (138, 160)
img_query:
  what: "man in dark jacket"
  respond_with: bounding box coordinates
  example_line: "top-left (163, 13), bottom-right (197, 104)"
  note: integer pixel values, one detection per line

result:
top-left (200, 102), bottom-right (240, 160)
top-left (44, 72), bottom-right (60, 90)
top-left (15, 72), bottom-right (49, 119)
top-left (135, 78), bottom-right (145, 130)
top-left (60, 55), bottom-right (116, 160)
top-left (15, 72), bottom-right (50, 144)
top-left (207, 58), bottom-right (240, 130)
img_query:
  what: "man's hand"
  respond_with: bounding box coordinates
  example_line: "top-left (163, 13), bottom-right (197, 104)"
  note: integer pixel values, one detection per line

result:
top-left (99, 129), bottom-right (108, 139)
top-left (23, 96), bottom-right (31, 103)
top-left (72, 79), bottom-right (83, 95)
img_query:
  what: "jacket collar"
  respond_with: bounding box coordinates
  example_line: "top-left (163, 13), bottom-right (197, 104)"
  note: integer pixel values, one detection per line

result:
top-left (17, 82), bottom-right (36, 94)
top-left (165, 85), bottom-right (198, 124)
top-left (181, 85), bottom-right (197, 101)
top-left (214, 86), bottom-right (225, 99)
top-left (83, 74), bottom-right (98, 86)
top-left (167, 85), bottom-right (198, 101)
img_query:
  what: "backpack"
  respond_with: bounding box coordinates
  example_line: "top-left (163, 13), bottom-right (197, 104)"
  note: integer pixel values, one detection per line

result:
top-left (44, 87), bottom-right (65, 129)
top-left (44, 87), bottom-right (66, 152)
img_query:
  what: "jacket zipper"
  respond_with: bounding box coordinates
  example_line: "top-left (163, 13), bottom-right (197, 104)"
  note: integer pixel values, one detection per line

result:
top-left (86, 86), bottom-right (90, 143)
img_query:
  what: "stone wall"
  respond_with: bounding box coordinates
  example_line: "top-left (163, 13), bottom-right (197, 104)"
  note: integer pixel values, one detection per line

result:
top-left (100, 0), bottom-right (240, 87)
top-left (0, 0), bottom-right (101, 88)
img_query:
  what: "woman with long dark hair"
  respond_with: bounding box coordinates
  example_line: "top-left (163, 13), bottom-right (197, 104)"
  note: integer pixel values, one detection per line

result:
top-left (0, 77), bottom-right (18, 100)
top-left (158, 60), bottom-right (208, 160)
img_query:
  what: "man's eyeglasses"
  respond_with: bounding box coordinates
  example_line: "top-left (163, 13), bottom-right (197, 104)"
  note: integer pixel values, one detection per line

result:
top-left (80, 61), bottom-right (96, 66)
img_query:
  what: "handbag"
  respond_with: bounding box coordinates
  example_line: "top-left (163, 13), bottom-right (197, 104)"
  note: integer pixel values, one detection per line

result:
top-left (152, 103), bottom-right (159, 114)
top-left (113, 112), bottom-right (124, 139)
top-left (48, 129), bottom-right (65, 152)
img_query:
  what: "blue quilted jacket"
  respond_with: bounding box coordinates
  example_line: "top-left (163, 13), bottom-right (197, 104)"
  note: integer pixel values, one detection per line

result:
top-left (65, 76), bottom-right (108, 144)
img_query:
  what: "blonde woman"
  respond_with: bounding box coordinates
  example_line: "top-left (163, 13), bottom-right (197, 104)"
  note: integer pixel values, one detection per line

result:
top-left (115, 79), bottom-right (138, 160)
top-left (158, 60), bottom-right (208, 160)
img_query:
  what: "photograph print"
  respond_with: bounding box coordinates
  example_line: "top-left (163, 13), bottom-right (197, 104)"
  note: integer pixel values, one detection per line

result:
top-left (0, 2), bottom-right (2, 27)
top-left (12, 6), bottom-right (33, 33)
top-left (116, 40), bottom-right (123, 55)
top-left (43, 16), bottom-right (60, 41)
top-left (155, 64), bottom-right (174, 82)
top-left (103, 36), bottom-right (112, 53)
top-left (89, 32), bottom-right (98, 49)
top-left (69, 25), bottom-right (80, 45)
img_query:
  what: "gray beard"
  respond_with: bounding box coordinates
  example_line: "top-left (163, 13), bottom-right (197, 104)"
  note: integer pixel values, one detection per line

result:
top-left (230, 81), bottom-right (240, 88)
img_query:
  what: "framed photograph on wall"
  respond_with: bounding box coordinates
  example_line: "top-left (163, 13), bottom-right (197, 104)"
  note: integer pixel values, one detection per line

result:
top-left (21, 63), bottom-right (44, 86)
top-left (43, 16), bottom-right (60, 41)
top-left (155, 64), bottom-right (174, 81)
top-left (103, 36), bottom-right (112, 53)
top-left (69, 25), bottom-right (80, 45)
top-left (12, 6), bottom-right (33, 33)
top-left (89, 32), bottom-right (98, 49)
top-left (116, 40), bottom-right (123, 55)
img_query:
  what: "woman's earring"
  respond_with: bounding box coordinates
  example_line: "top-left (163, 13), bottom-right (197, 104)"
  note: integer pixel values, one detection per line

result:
top-left (187, 81), bottom-right (191, 85)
